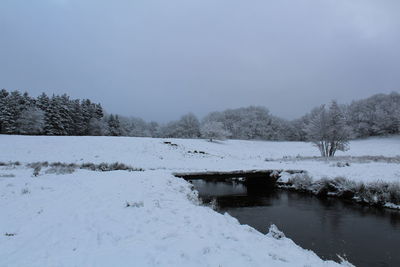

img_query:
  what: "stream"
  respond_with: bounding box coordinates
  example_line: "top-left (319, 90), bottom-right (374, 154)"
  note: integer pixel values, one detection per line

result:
top-left (190, 180), bottom-right (400, 267)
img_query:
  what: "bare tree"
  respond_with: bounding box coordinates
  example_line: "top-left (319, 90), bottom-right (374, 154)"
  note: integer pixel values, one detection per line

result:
top-left (305, 101), bottom-right (351, 157)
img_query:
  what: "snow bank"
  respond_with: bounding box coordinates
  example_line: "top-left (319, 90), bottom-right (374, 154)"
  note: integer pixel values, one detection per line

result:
top-left (0, 169), bottom-right (344, 267)
top-left (277, 173), bottom-right (400, 208)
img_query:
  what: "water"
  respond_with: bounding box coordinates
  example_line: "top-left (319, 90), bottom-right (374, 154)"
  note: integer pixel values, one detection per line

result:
top-left (190, 180), bottom-right (400, 267)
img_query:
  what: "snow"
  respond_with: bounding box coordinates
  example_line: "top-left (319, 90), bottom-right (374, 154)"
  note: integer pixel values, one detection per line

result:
top-left (1, 134), bottom-right (398, 266)
top-left (384, 203), bottom-right (400, 210)
top-left (0, 134), bottom-right (399, 183)
top-left (0, 169), bottom-right (342, 267)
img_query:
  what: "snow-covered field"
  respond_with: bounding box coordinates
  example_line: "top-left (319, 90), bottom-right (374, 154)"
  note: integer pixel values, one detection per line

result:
top-left (2, 134), bottom-right (399, 266)
top-left (1, 134), bottom-right (399, 183)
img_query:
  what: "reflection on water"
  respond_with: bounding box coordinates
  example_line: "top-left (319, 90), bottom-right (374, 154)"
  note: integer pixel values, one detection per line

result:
top-left (190, 180), bottom-right (400, 267)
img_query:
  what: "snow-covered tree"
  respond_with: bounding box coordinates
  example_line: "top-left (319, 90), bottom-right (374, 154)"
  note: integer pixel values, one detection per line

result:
top-left (147, 121), bottom-right (160, 138)
top-left (0, 89), bottom-right (10, 133)
top-left (286, 117), bottom-right (308, 141)
top-left (1, 88), bottom-right (398, 140)
top-left (87, 118), bottom-right (105, 136)
top-left (43, 95), bottom-right (67, 135)
top-left (201, 106), bottom-right (281, 140)
top-left (118, 116), bottom-right (149, 137)
top-left (0, 90), bottom-right (32, 134)
top-left (177, 113), bottom-right (201, 138)
top-left (347, 92), bottom-right (400, 137)
top-left (58, 94), bottom-right (74, 134)
top-left (107, 114), bottom-right (122, 136)
top-left (15, 107), bottom-right (45, 134)
top-left (326, 101), bottom-right (352, 156)
top-left (305, 101), bottom-right (351, 157)
top-left (200, 121), bottom-right (231, 141)
top-left (160, 113), bottom-right (201, 139)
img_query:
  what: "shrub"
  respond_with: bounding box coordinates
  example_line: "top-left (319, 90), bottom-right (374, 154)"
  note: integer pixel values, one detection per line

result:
top-left (288, 174), bottom-right (313, 191)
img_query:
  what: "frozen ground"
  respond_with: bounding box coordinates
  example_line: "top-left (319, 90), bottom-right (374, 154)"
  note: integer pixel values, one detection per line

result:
top-left (1, 134), bottom-right (398, 266)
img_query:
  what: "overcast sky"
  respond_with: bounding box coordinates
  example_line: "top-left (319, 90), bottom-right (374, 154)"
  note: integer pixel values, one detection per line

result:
top-left (1, 0), bottom-right (399, 122)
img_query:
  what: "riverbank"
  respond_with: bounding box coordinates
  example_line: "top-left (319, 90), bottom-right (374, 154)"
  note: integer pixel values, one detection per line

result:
top-left (0, 168), bottom-right (347, 266)
top-left (277, 173), bottom-right (400, 209)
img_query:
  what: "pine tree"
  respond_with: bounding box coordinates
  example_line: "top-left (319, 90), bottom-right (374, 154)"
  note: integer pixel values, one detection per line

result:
top-left (15, 107), bottom-right (45, 134)
top-left (1, 91), bottom-right (26, 134)
top-left (0, 89), bottom-right (10, 133)
top-left (58, 94), bottom-right (74, 135)
top-left (107, 114), bottom-right (122, 136)
top-left (70, 99), bottom-right (85, 135)
top-left (44, 96), bottom-right (67, 135)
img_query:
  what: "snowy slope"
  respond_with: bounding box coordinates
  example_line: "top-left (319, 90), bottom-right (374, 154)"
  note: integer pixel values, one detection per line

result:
top-left (0, 169), bottom-right (344, 267)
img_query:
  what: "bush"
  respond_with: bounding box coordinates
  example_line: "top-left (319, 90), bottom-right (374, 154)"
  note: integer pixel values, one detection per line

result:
top-left (288, 174), bottom-right (313, 190)
top-left (26, 161), bottom-right (144, 175)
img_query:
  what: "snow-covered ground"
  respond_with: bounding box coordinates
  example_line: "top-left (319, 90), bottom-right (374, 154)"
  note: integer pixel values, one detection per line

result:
top-left (1, 134), bottom-right (399, 183)
top-left (0, 169), bottom-right (344, 267)
top-left (2, 134), bottom-right (399, 266)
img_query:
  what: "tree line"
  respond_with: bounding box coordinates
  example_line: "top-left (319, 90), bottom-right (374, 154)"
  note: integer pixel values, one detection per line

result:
top-left (0, 89), bottom-right (103, 136)
top-left (1, 89), bottom-right (399, 144)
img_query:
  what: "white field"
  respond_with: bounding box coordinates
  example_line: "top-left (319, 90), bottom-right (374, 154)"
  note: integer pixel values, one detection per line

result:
top-left (1, 134), bottom-right (399, 183)
top-left (2, 135), bottom-right (399, 266)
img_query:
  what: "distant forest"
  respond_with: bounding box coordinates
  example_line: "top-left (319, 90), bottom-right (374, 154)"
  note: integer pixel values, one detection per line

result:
top-left (0, 88), bottom-right (399, 141)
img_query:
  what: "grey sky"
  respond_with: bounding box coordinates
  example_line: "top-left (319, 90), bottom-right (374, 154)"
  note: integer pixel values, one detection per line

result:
top-left (1, 0), bottom-right (399, 122)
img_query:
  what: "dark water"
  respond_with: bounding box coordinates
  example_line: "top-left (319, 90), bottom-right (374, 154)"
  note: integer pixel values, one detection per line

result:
top-left (190, 180), bottom-right (400, 267)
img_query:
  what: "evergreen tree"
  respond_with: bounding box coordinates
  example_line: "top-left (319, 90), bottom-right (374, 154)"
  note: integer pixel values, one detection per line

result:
top-left (1, 91), bottom-right (26, 134)
top-left (15, 107), bottom-right (45, 134)
top-left (0, 89), bottom-right (10, 133)
top-left (70, 99), bottom-right (85, 135)
top-left (107, 114), bottom-right (122, 136)
top-left (44, 96), bottom-right (67, 135)
top-left (58, 94), bottom-right (74, 135)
